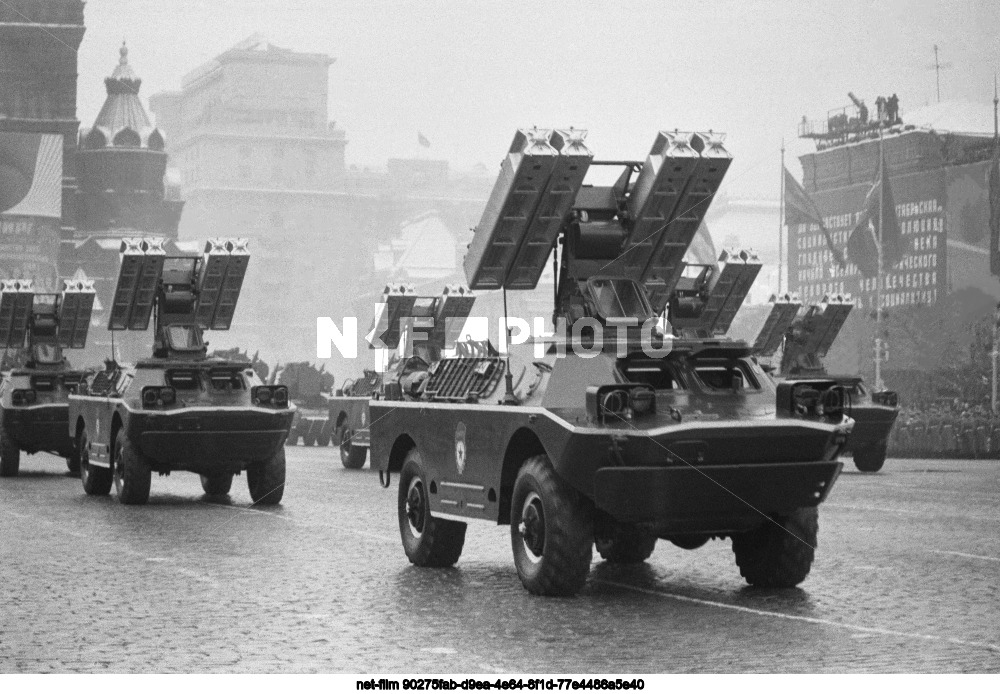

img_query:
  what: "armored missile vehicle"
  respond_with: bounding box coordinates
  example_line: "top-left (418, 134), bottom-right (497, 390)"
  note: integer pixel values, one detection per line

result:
top-left (329, 284), bottom-right (475, 468)
top-left (0, 279), bottom-right (96, 477)
top-left (68, 237), bottom-right (294, 505)
top-left (369, 129), bottom-right (852, 596)
top-left (751, 293), bottom-right (899, 472)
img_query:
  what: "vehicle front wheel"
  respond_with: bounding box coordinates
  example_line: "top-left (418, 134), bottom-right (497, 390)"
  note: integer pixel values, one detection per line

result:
top-left (201, 473), bottom-right (234, 496)
top-left (732, 507), bottom-right (818, 588)
top-left (113, 434), bottom-right (151, 505)
top-left (340, 427), bottom-right (367, 469)
top-left (316, 421), bottom-right (332, 447)
top-left (595, 523), bottom-right (657, 564)
top-left (0, 426), bottom-right (20, 477)
top-left (303, 429), bottom-right (316, 446)
top-left (510, 455), bottom-right (594, 596)
top-left (853, 444), bottom-right (887, 472)
top-left (247, 447), bottom-right (285, 505)
top-left (398, 450), bottom-right (465, 567)
top-left (79, 429), bottom-right (111, 496)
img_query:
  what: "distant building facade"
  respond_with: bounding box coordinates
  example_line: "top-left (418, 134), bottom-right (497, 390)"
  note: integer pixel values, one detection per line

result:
top-left (790, 103), bottom-right (996, 310)
top-left (147, 37), bottom-right (493, 367)
top-left (0, 1), bottom-right (85, 291)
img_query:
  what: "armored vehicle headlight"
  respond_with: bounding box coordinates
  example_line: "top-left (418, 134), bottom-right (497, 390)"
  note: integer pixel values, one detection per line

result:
top-left (159, 387), bottom-right (177, 406)
top-left (12, 389), bottom-right (37, 406)
top-left (273, 386), bottom-right (289, 407)
top-left (629, 387), bottom-right (656, 416)
top-left (253, 386), bottom-right (273, 405)
top-left (601, 389), bottom-right (630, 421)
top-left (142, 387), bottom-right (159, 408)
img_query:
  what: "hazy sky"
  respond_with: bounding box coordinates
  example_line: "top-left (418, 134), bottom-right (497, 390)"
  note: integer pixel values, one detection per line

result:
top-left (76, 0), bottom-right (1000, 198)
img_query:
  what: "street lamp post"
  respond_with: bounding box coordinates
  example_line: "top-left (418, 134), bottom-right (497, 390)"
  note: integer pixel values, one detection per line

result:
top-left (993, 303), bottom-right (1000, 416)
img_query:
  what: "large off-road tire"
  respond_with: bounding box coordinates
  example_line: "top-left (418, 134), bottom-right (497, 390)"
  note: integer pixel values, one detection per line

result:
top-left (340, 427), bottom-right (367, 469)
top-left (247, 447), bottom-right (285, 505)
top-left (732, 507), bottom-right (818, 588)
top-left (284, 432), bottom-right (299, 447)
top-left (302, 428), bottom-right (317, 446)
top-left (79, 429), bottom-right (111, 496)
top-left (0, 426), bottom-right (20, 477)
top-left (200, 473), bottom-right (234, 496)
top-left (853, 443), bottom-right (887, 472)
top-left (398, 451), bottom-right (466, 567)
top-left (595, 524), bottom-right (657, 564)
top-left (113, 434), bottom-right (152, 505)
top-left (510, 455), bottom-right (594, 596)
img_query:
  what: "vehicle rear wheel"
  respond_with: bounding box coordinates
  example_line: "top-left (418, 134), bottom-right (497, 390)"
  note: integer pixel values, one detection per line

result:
top-left (340, 427), bottom-right (367, 469)
top-left (284, 433), bottom-right (299, 446)
top-left (398, 450), bottom-right (465, 567)
top-left (303, 429), bottom-right (317, 446)
top-left (79, 429), bottom-right (111, 496)
top-left (113, 433), bottom-right (151, 505)
top-left (853, 443), bottom-right (887, 472)
top-left (0, 426), bottom-right (20, 477)
top-left (247, 447), bottom-right (285, 505)
top-left (732, 507), bottom-right (818, 588)
top-left (511, 455), bottom-right (593, 596)
top-left (200, 473), bottom-right (234, 496)
top-left (595, 524), bottom-right (657, 564)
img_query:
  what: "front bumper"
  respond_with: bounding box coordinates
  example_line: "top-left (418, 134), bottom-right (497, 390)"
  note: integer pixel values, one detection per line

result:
top-left (594, 460), bottom-right (842, 534)
top-left (127, 408), bottom-right (295, 473)
top-left (1, 405), bottom-right (73, 456)
top-left (844, 406), bottom-right (899, 451)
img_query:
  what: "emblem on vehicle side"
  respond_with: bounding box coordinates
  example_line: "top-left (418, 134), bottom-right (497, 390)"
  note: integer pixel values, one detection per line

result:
top-left (361, 410), bottom-right (366, 426)
top-left (455, 421), bottom-right (467, 475)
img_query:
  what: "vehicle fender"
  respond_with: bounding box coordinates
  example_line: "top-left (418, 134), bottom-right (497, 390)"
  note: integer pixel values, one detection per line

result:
top-left (498, 427), bottom-right (549, 522)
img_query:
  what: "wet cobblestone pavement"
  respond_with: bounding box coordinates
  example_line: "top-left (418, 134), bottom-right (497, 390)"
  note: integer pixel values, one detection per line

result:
top-left (1, 449), bottom-right (998, 673)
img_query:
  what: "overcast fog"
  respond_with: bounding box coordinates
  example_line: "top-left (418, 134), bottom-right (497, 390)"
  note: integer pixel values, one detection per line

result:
top-left (77, 0), bottom-right (1000, 197)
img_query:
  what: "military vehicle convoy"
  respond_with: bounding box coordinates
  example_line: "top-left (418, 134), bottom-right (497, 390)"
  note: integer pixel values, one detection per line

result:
top-left (750, 293), bottom-right (899, 472)
top-left (0, 279), bottom-right (96, 477)
top-left (368, 128), bottom-right (853, 596)
top-left (68, 237), bottom-right (294, 505)
top-left (328, 284), bottom-right (475, 469)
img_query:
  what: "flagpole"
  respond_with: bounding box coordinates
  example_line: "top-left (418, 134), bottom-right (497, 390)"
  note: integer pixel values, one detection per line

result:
top-left (779, 138), bottom-right (785, 294)
top-left (875, 127), bottom-right (885, 391)
top-left (992, 73), bottom-right (998, 416)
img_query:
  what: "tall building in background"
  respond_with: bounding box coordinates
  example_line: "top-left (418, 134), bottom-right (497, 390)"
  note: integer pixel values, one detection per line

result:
top-left (148, 36), bottom-right (492, 368)
top-left (0, 0), bottom-right (86, 290)
top-left (791, 99), bottom-right (996, 310)
top-left (148, 34), bottom-right (347, 230)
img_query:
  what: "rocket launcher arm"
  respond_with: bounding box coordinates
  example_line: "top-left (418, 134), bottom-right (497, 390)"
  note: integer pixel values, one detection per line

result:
top-left (751, 293), bottom-right (802, 357)
top-left (668, 248), bottom-right (762, 338)
top-left (107, 237), bottom-right (250, 358)
top-left (368, 284), bottom-right (476, 354)
top-left (780, 294), bottom-right (854, 374)
top-left (464, 128), bottom-right (593, 291)
top-left (0, 279), bottom-right (96, 352)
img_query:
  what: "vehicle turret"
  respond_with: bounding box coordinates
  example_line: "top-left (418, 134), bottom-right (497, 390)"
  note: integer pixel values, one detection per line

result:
top-left (107, 237), bottom-right (249, 359)
top-left (0, 278), bottom-right (97, 369)
top-left (462, 128), bottom-right (731, 343)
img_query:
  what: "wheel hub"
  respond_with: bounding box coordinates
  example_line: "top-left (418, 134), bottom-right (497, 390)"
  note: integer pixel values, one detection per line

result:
top-left (405, 478), bottom-right (426, 538)
top-left (519, 492), bottom-right (545, 562)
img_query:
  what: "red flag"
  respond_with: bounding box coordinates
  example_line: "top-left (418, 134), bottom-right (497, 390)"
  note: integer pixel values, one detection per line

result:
top-left (847, 152), bottom-right (904, 278)
top-left (783, 167), bottom-right (846, 268)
